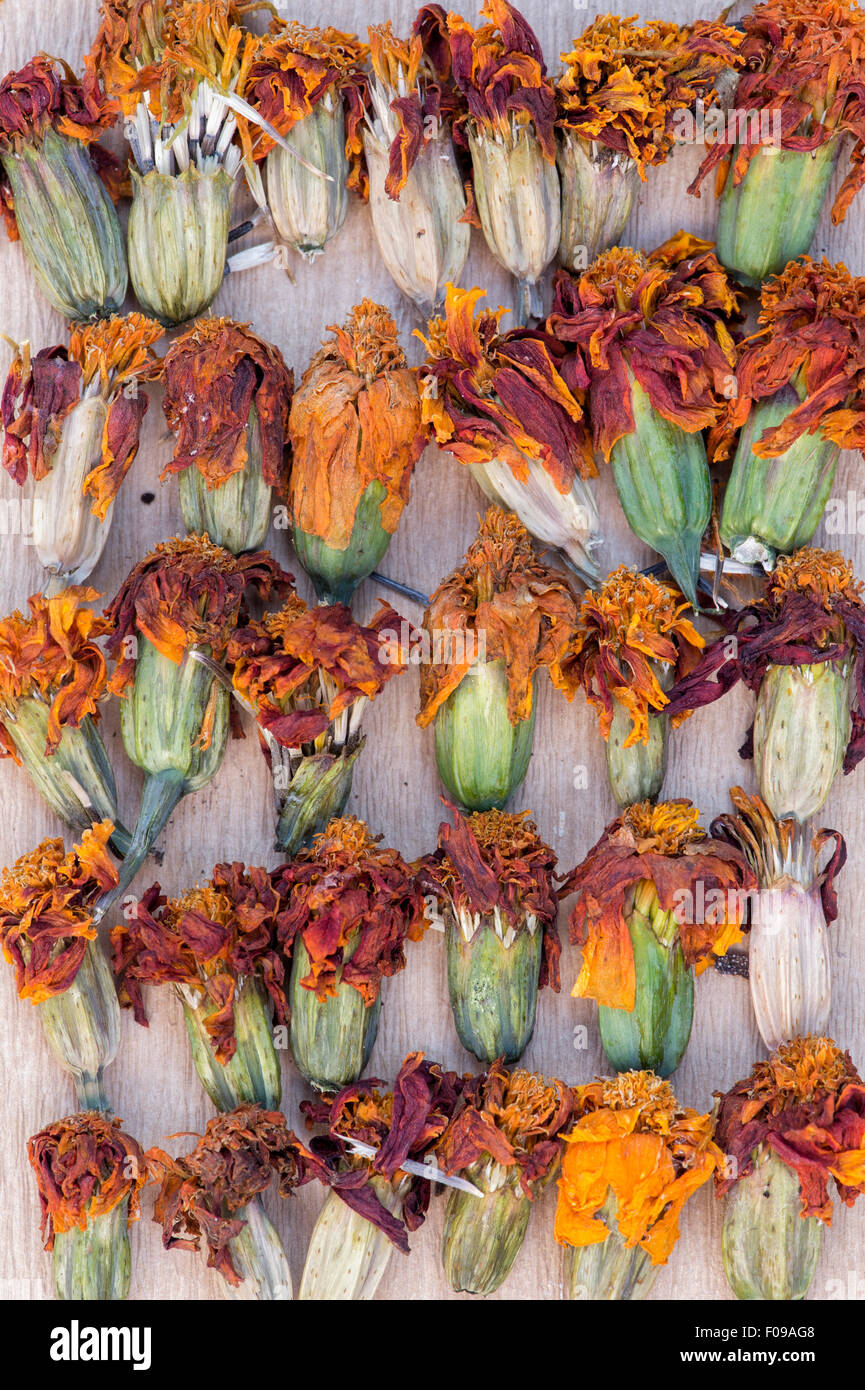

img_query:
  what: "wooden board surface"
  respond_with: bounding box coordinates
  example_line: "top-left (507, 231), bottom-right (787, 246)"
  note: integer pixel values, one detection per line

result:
top-left (2, 0), bottom-right (863, 1302)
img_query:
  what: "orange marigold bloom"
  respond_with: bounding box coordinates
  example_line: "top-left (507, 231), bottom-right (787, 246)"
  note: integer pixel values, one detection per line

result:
top-left (417, 283), bottom-right (595, 491)
top-left (417, 507), bottom-right (580, 728)
top-left (2, 314), bottom-right (163, 520)
top-left (715, 1036), bottom-right (865, 1223)
top-left (288, 300), bottom-right (424, 552)
top-left (557, 15), bottom-right (743, 176)
top-left (561, 800), bottom-right (756, 1010)
top-left (555, 1070), bottom-right (721, 1263)
top-left (0, 822), bottom-right (117, 1004)
top-left (562, 566), bottom-right (705, 747)
top-left (28, 1111), bottom-right (146, 1250)
top-left (0, 587), bottom-right (110, 759)
top-left (161, 316), bottom-right (293, 491)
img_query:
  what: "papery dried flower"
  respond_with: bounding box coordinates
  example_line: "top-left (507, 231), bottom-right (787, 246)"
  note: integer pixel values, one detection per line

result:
top-left (418, 803), bottom-right (560, 1062)
top-left (555, 1070), bottom-right (720, 1299)
top-left (298, 1052), bottom-right (463, 1299)
top-left (288, 299), bottom-right (424, 604)
top-left (418, 286), bottom-right (599, 579)
top-left (2, 316), bottom-right (163, 587)
top-left (0, 55), bottom-right (127, 317)
top-left (147, 1103), bottom-right (312, 1296)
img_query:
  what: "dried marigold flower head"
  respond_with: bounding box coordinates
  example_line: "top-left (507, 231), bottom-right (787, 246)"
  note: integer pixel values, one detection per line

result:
top-left (228, 593), bottom-right (408, 748)
top-left (0, 53), bottom-right (118, 148)
top-left (104, 534), bottom-right (290, 688)
top-left (418, 283), bottom-right (595, 490)
top-left (563, 566), bottom-right (705, 747)
top-left (689, 0), bottom-right (865, 224)
top-left (110, 863), bottom-right (286, 1063)
top-left (436, 1059), bottom-right (573, 1194)
top-left (146, 1103), bottom-right (314, 1285)
top-left (547, 231), bottom-right (741, 459)
top-left (288, 299), bottom-right (424, 552)
top-left (446, 0), bottom-right (557, 160)
top-left (28, 1111), bottom-right (146, 1250)
top-left (715, 1036), bottom-right (865, 1223)
top-left (0, 587), bottom-right (110, 758)
top-left (2, 313), bottom-right (163, 520)
top-left (161, 316), bottom-right (293, 491)
top-left (0, 822), bottom-right (116, 1003)
top-left (555, 1069), bottom-right (721, 1263)
top-left (417, 506), bottom-right (581, 728)
top-left (557, 15), bottom-right (743, 176)
top-left (561, 799), bottom-right (757, 1010)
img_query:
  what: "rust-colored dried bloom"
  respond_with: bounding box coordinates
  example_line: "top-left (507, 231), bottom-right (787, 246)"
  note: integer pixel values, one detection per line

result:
top-left (417, 803), bottom-right (561, 989)
top-left (715, 1036), bottom-right (865, 1222)
top-left (272, 816), bottom-right (425, 1004)
top-left (418, 283), bottom-right (595, 491)
top-left (28, 1111), bottom-right (146, 1250)
top-left (241, 20), bottom-right (368, 193)
top-left (712, 258), bottom-right (865, 461)
top-left (2, 314), bottom-right (163, 520)
top-left (417, 507), bottom-right (580, 729)
top-left (288, 300), bottom-right (424, 552)
top-left (446, 0), bottom-right (557, 161)
top-left (689, 0), bottom-right (865, 225)
top-left (300, 1051), bottom-right (464, 1249)
top-left (228, 593), bottom-right (408, 748)
top-left (557, 15), bottom-right (743, 176)
top-left (161, 317), bottom-right (293, 491)
top-left (110, 864), bottom-right (287, 1063)
top-left (562, 566), bottom-right (705, 747)
top-left (436, 1059), bottom-right (573, 1194)
top-left (104, 534), bottom-right (290, 691)
top-left (0, 587), bottom-right (110, 759)
top-left (561, 800), bottom-right (756, 1010)
top-left (146, 1104), bottom-right (313, 1285)
top-left (547, 232), bottom-right (740, 460)
top-left (0, 822), bottom-right (116, 1003)
top-left (555, 1071), bottom-right (721, 1263)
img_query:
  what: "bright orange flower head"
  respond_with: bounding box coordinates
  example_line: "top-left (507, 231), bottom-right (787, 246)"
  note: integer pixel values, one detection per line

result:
top-left (0, 822), bottom-right (117, 1003)
top-left (28, 1112), bottom-right (146, 1250)
top-left (418, 507), bottom-right (581, 728)
top-left (555, 1070), bottom-right (721, 1264)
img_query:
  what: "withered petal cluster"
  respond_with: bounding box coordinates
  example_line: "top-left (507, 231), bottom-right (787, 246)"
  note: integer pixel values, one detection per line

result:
top-left (0, 821), bottom-right (117, 1003)
top-left (104, 534), bottom-right (291, 688)
top-left (161, 317), bottom-right (293, 492)
top-left (228, 593), bottom-right (409, 748)
top-left (147, 1104), bottom-right (315, 1285)
top-left (665, 547), bottom-right (865, 772)
top-left (0, 587), bottom-right (110, 758)
top-left (85, 0), bottom-right (172, 120)
top-left (546, 231), bottom-right (741, 460)
top-left (2, 314), bottom-right (163, 520)
top-left (715, 1036), bottom-right (865, 1222)
top-left (28, 1111), bottom-right (146, 1250)
top-left (435, 1058), bottom-right (573, 1194)
top-left (416, 801), bottom-right (561, 990)
top-left (110, 864), bottom-right (287, 1063)
top-left (711, 786), bottom-right (847, 916)
top-left (562, 565), bottom-right (705, 747)
top-left (555, 1071), bottom-right (721, 1263)
top-left (557, 15), bottom-right (744, 175)
top-left (561, 800), bottom-right (756, 1011)
top-left (241, 18), bottom-right (369, 191)
top-left (271, 815), bottom-right (426, 1004)
top-left (689, 0), bottom-right (865, 225)
top-left (446, 0), bottom-right (557, 161)
top-left (417, 506), bottom-right (580, 728)
top-left (300, 1051), bottom-right (463, 1250)
top-left (417, 283), bottom-right (595, 491)
top-left (711, 258), bottom-right (865, 461)
top-left (288, 299), bottom-right (424, 552)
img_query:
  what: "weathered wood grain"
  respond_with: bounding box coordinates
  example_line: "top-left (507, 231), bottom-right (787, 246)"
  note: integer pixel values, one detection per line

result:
top-left (1, 0), bottom-right (863, 1302)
